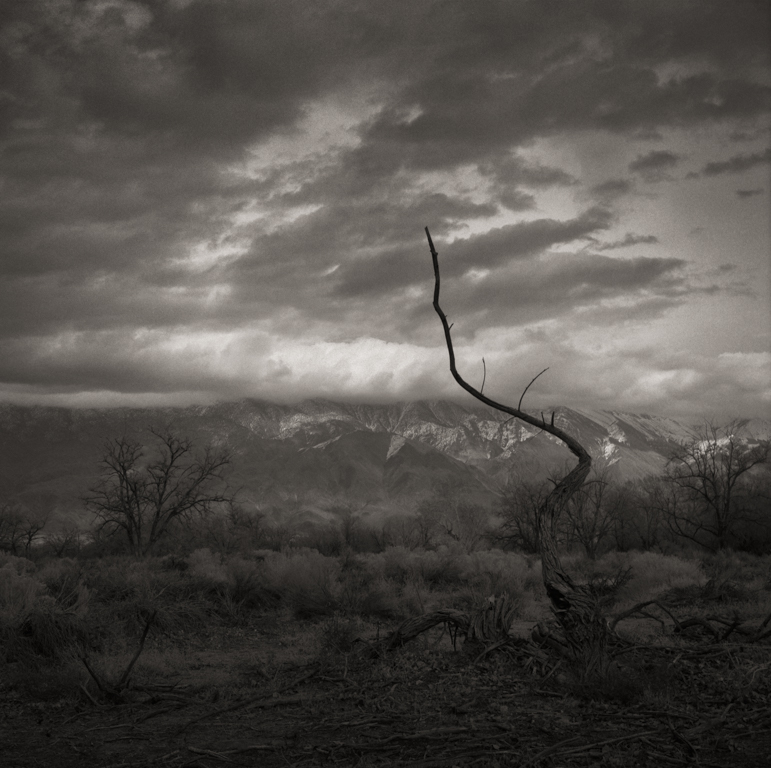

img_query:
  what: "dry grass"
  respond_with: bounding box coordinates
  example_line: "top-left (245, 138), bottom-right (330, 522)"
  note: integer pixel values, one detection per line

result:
top-left (2, 545), bottom-right (770, 768)
top-left (2, 546), bottom-right (770, 702)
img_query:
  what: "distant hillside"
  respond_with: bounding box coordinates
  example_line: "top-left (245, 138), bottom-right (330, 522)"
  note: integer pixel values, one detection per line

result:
top-left (0, 399), bottom-right (768, 529)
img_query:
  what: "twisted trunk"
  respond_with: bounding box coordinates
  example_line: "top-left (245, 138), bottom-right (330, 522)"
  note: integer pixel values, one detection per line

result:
top-left (425, 227), bottom-right (607, 664)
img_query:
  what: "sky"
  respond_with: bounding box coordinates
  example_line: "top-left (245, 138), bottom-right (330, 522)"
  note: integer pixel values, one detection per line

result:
top-left (1, 0), bottom-right (770, 420)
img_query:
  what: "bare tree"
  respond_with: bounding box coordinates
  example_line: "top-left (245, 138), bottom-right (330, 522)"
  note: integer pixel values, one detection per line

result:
top-left (19, 513), bottom-right (48, 557)
top-left (193, 503), bottom-right (264, 555)
top-left (326, 500), bottom-right (370, 551)
top-left (413, 496), bottom-right (443, 549)
top-left (439, 500), bottom-right (490, 552)
top-left (563, 465), bottom-right (625, 560)
top-left (495, 477), bottom-right (555, 554)
top-left (381, 513), bottom-right (423, 550)
top-left (0, 503), bottom-right (28, 555)
top-left (664, 422), bottom-right (769, 551)
top-left (412, 479), bottom-right (490, 552)
top-left (425, 228), bottom-right (608, 667)
top-left (47, 524), bottom-right (84, 558)
top-left (84, 428), bottom-right (234, 556)
top-left (227, 503), bottom-right (265, 546)
top-left (0, 503), bottom-right (48, 557)
top-left (617, 477), bottom-right (671, 551)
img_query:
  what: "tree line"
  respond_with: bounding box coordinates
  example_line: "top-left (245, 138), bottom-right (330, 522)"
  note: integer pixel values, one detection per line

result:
top-left (1, 421), bottom-right (769, 559)
top-left (498, 421), bottom-right (770, 557)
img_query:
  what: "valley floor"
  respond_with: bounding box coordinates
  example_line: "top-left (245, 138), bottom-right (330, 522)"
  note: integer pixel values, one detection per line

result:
top-left (2, 613), bottom-right (770, 768)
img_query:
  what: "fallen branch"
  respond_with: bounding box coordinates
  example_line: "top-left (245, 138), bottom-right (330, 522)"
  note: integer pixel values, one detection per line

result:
top-left (380, 609), bottom-right (469, 652)
top-left (80, 610), bottom-right (157, 703)
top-left (189, 745), bottom-right (275, 758)
top-left (674, 614), bottom-right (768, 641)
top-left (611, 600), bottom-right (771, 646)
top-left (378, 596), bottom-right (520, 654)
top-left (610, 601), bottom-right (683, 633)
top-left (79, 683), bottom-right (99, 706)
top-left (749, 610), bottom-right (771, 642)
top-left (525, 729), bottom-right (660, 766)
top-left (178, 665), bottom-right (319, 731)
top-left (116, 610), bottom-right (156, 689)
top-left (330, 726), bottom-right (471, 752)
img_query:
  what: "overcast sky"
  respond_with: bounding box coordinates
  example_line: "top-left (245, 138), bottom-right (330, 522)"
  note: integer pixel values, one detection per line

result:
top-left (1, 0), bottom-right (770, 419)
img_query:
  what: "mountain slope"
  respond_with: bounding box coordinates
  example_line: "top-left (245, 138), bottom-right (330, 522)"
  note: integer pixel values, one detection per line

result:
top-left (0, 399), bottom-right (767, 527)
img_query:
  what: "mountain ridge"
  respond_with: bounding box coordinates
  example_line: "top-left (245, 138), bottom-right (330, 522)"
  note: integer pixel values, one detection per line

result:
top-left (0, 399), bottom-right (768, 528)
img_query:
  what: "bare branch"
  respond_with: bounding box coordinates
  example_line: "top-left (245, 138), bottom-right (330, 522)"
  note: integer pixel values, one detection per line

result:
top-left (117, 611), bottom-right (156, 688)
top-left (518, 367), bottom-right (549, 411)
top-left (424, 227), bottom-right (590, 465)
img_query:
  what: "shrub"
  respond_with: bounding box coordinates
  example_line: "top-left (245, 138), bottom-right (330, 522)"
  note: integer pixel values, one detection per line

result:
top-left (609, 551), bottom-right (704, 604)
top-left (358, 581), bottom-right (401, 619)
top-left (261, 549), bottom-right (341, 619)
top-left (15, 596), bottom-right (90, 662)
top-left (319, 614), bottom-right (362, 654)
top-left (371, 546), bottom-right (413, 584)
top-left (0, 554), bottom-right (36, 575)
top-left (0, 564), bottom-right (89, 665)
top-left (80, 557), bottom-right (202, 640)
top-left (159, 554), bottom-right (189, 572)
top-left (4, 659), bottom-right (84, 701)
top-left (211, 556), bottom-right (280, 622)
top-left (187, 548), bottom-right (227, 587)
top-left (461, 550), bottom-right (532, 597)
top-left (38, 558), bottom-right (84, 608)
top-left (700, 550), bottom-right (770, 596)
top-left (414, 548), bottom-right (464, 586)
top-left (0, 563), bottom-right (41, 620)
top-left (81, 558), bottom-right (140, 602)
top-left (338, 566), bottom-right (401, 619)
top-left (225, 558), bottom-right (275, 607)
top-left (366, 546), bottom-right (471, 588)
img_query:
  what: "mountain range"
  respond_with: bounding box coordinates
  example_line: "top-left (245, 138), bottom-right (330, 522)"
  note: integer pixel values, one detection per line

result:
top-left (1, 399), bottom-right (768, 530)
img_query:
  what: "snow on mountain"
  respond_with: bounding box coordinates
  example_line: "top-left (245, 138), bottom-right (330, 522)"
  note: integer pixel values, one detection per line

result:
top-left (0, 399), bottom-right (767, 527)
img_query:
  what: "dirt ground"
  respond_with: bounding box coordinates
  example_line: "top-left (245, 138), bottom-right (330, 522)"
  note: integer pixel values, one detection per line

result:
top-left (2, 615), bottom-right (770, 768)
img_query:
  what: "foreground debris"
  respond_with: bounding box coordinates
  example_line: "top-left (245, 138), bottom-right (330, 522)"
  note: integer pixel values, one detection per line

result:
top-left (3, 624), bottom-right (769, 768)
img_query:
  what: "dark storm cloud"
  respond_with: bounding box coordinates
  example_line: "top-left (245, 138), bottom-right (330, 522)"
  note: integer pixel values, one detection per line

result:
top-left (380, 250), bottom-right (699, 349)
top-left (445, 253), bottom-right (689, 322)
top-left (736, 189), bottom-right (764, 199)
top-left (0, 0), bottom-right (427, 151)
top-left (595, 233), bottom-right (659, 250)
top-left (355, 64), bottom-right (768, 180)
top-left (0, 268), bottom-right (256, 341)
top-left (331, 207), bottom-right (613, 298)
top-left (628, 150), bottom-right (680, 176)
top-left (477, 154), bottom-right (576, 211)
top-left (227, 190), bottom-right (499, 294)
top-left (478, 156), bottom-right (577, 189)
top-left (591, 179), bottom-right (634, 201)
top-left (445, 208), bottom-right (615, 272)
top-left (701, 148), bottom-right (771, 176)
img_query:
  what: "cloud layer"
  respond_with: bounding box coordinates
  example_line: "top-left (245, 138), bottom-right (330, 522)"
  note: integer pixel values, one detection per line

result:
top-left (1, 0), bottom-right (769, 418)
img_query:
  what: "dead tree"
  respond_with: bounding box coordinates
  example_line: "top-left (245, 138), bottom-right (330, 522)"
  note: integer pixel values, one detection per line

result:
top-left (85, 428), bottom-right (234, 557)
top-left (664, 421), bottom-right (770, 551)
top-left (425, 227), bottom-right (609, 670)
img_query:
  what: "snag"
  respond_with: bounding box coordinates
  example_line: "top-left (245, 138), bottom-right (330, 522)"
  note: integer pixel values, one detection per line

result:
top-left (425, 227), bottom-right (608, 670)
